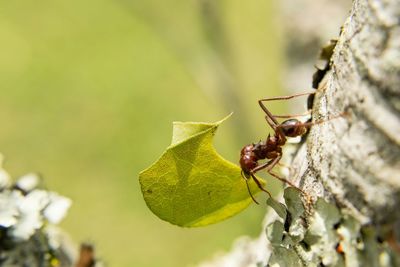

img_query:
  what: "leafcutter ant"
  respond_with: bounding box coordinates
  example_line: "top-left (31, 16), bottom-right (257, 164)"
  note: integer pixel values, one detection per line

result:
top-left (240, 92), bottom-right (318, 204)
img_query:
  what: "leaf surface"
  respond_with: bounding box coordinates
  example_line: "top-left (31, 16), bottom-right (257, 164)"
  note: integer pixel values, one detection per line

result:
top-left (139, 114), bottom-right (263, 227)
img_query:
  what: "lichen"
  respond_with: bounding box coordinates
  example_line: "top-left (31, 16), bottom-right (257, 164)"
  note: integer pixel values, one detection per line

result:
top-left (0, 155), bottom-right (74, 267)
top-left (266, 188), bottom-right (400, 267)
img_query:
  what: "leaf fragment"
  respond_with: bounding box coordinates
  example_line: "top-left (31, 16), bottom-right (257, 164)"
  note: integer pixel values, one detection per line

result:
top-left (139, 114), bottom-right (263, 227)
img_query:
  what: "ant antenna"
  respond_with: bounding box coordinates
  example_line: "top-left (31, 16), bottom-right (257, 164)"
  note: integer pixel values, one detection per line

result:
top-left (241, 170), bottom-right (259, 204)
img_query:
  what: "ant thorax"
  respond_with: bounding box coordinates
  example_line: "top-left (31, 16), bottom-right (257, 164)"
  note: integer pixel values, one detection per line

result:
top-left (252, 134), bottom-right (283, 160)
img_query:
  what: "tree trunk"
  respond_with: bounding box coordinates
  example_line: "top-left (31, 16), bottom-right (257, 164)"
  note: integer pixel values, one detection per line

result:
top-left (198, 0), bottom-right (400, 266)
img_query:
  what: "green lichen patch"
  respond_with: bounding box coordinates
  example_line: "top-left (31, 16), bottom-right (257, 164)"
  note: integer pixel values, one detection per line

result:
top-left (267, 197), bottom-right (287, 220)
top-left (266, 188), bottom-right (400, 266)
top-left (267, 221), bottom-right (285, 245)
top-left (283, 187), bottom-right (305, 221)
top-left (269, 246), bottom-right (303, 267)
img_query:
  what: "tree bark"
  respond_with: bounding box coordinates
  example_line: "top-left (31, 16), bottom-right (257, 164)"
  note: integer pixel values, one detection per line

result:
top-left (198, 0), bottom-right (400, 266)
top-left (299, 0), bottom-right (400, 225)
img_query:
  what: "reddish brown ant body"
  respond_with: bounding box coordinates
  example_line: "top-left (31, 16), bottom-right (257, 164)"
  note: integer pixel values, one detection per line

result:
top-left (240, 92), bottom-right (314, 204)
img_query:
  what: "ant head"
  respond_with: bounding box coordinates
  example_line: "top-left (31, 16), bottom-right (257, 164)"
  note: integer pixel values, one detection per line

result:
top-left (240, 144), bottom-right (254, 155)
top-left (240, 144), bottom-right (258, 173)
top-left (281, 119), bottom-right (307, 137)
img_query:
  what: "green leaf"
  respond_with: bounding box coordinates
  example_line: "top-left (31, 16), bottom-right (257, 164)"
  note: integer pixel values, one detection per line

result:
top-left (139, 114), bottom-right (264, 227)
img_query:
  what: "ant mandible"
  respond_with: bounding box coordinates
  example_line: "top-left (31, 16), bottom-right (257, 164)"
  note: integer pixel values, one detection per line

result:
top-left (240, 92), bottom-right (315, 204)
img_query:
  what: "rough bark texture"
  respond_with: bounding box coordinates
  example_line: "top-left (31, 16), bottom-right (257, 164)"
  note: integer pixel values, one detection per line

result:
top-left (302, 0), bottom-right (400, 226)
top-left (198, 0), bottom-right (400, 266)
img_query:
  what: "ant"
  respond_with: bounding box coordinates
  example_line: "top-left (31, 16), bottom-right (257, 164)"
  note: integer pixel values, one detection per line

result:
top-left (240, 92), bottom-right (318, 204)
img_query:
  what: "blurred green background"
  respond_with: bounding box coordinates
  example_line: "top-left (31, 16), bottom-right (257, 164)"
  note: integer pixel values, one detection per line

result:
top-left (0, 1), bottom-right (287, 266)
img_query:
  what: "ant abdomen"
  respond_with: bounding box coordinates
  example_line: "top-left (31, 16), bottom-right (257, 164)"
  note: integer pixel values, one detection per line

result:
top-left (281, 119), bottom-right (308, 137)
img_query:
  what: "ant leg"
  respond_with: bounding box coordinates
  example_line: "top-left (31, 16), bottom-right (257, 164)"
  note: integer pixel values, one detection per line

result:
top-left (264, 113), bottom-right (279, 131)
top-left (258, 100), bottom-right (279, 125)
top-left (248, 159), bottom-right (277, 198)
top-left (267, 170), bottom-right (302, 191)
top-left (272, 110), bottom-right (312, 119)
top-left (268, 170), bottom-right (307, 195)
top-left (246, 179), bottom-right (259, 204)
top-left (265, 156), bottom-right (308, 195)
top-left (259, 92), bottom-right (315, 106)
top-left (251, 158), bottom-right (275, 173)
top-left (259, 92), bottom-right (315, 137)
top-left (250, 173), bottom-right (272, 198)
top-left (277, 161), bottom-right (295, 175)
top-left (241, 171), bottom-right (259, 204)
top-left (254, 155), bottom-right (305, 194)
top-left (277, 161), bottom-right (292, 169)
top-left (258, 92), bottom-right (315, 123)
top-left (260, 112), bottom-right (287, 142)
